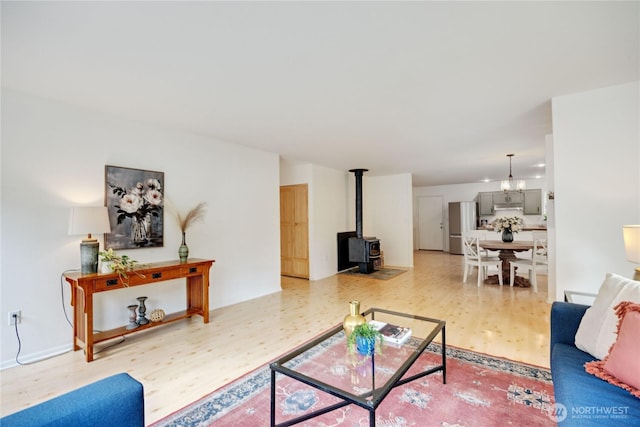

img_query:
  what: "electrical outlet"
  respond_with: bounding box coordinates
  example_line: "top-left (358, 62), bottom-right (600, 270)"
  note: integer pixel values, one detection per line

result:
top-left (8, 310), bottom-right (20, 326)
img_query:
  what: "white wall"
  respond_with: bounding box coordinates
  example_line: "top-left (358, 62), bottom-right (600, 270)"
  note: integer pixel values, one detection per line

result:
top-left (545, 134), bottom-right (557, 302)
top-left (343, 173), bottom-right (414, 268)
top-left (0, 90), bottom-right (282, 368)
top-left (310, 166), bottom-right (350, 279)
top-left (551, 81), bottom-right (640, 300)
top-left (279, 160), bottom-right (349, 280)
top-left (280, 162), bottom-right (413, 277)
top-left (279, 158), bottom-right (312, 186)
top-left (367, 173), bottom-right (414, 267)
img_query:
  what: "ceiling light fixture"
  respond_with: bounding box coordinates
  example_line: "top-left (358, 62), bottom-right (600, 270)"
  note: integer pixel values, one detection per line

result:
top-left (500, 154), bottom-right (526, 193)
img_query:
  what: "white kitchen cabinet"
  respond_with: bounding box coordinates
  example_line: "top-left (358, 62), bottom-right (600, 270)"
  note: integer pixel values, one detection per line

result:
top-left (523, 189), bottom-right (542, 215)
top-left (493, 191), bottom-right (523, 205)
top-left (477, 192), bottom-right (494, 216)
top-left (476, 190), bottom-right (542, 216)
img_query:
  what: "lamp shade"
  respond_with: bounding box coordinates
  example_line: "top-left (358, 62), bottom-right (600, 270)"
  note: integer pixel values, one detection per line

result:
top-left (623, 225), bottom-right (640, 264)
top-left (68, 206), bottom-right (111, 238)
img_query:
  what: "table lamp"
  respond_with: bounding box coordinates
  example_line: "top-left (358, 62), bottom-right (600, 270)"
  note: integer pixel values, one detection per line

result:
top-left (623, 225), bottom-right (640, 281)
top-left (68, 207), bottom-right (111, 273)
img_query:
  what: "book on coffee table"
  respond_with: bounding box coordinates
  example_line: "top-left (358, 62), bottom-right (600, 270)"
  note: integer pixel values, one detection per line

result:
top-left (368, 320), bottom-right (412, 346)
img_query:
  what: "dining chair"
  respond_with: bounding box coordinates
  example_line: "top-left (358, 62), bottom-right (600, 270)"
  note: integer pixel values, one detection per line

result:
top-left (509, 233), bottom-right (547, 292)
top-left (462, 234), bottom-right (503, 287)
top-left (512, 231), bottom-right (533, 259)
top-left (532, 230), bottom-right (548, 253)
top-left (464, 230), bottom-right (495, 257)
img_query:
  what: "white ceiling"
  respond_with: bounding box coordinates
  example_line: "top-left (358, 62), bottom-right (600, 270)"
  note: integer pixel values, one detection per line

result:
top-left (2, 1), bottom-right (638, 186)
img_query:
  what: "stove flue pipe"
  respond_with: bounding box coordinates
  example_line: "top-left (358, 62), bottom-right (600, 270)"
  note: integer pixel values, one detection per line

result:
top-left (349, 168), bottom-right (368, 239)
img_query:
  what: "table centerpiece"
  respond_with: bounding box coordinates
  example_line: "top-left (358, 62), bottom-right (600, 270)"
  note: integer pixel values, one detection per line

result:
top-left (493, 216), bottom-right (523, 242)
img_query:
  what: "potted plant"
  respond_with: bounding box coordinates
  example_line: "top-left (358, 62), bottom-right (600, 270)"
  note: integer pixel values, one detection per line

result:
top-left (347, 322), bottom-right (383, 356)
top-left (99, 249), bottom-right (144, 286)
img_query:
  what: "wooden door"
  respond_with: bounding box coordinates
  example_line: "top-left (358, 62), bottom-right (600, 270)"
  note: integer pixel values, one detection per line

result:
top-left (280, 184), bottom-right (309, 278)
top-left (418, 196), bottom-right (444, 250)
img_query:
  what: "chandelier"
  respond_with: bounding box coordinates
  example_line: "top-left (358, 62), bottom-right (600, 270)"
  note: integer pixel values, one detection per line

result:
top-left (500, 154), bottom-right (525, 192)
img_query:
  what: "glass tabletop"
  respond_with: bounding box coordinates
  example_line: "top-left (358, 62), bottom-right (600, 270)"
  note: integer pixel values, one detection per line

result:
top-left (270, 307), bottom-right (446, 409)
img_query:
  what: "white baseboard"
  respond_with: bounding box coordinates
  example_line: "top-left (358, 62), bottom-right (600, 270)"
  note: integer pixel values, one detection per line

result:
top-left (1, 344), bottom-right (72, 371)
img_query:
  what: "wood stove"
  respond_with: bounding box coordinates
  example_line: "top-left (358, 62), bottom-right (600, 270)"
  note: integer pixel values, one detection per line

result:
top-left (347, 168), bottom-right (381, 274)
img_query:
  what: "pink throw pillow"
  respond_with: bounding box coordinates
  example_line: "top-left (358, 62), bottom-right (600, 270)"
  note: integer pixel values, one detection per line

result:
top-left (584, 301), bottom-right (640, 399)
top-left (603, 310), bottom-right (640, 389)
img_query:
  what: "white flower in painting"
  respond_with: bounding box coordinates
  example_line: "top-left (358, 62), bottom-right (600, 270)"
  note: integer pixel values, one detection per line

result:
top-left (119, 193), bottom-right (142, 214)
top-left (146, 178), bottom-right (161, 191)
top-left (131, 182), bottom-right (144, 196)
top-left (110, 175), bottom-right (163, 233)
top-left (144, 189), bottom-right (163, 206)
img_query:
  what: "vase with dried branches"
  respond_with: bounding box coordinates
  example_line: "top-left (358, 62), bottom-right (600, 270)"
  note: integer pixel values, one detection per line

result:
top-left (176, 202), bottom-right (207, 262)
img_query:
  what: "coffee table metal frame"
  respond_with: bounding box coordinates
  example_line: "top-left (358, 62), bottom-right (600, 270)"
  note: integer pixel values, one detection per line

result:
top-left (269, 307), bottom-right (446, 427)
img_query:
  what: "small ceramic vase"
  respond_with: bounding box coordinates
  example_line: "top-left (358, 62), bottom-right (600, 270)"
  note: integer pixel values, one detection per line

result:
top-left (126, 305), bottom-right (139, 330)
top-left (179, 232), bottom-right (189, 263)
top-left (343, 300), bottom-right (366, 338)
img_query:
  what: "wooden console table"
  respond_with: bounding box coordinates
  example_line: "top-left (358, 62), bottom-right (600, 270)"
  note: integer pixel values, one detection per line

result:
top-left (64, 258), bottom-right (214, 362)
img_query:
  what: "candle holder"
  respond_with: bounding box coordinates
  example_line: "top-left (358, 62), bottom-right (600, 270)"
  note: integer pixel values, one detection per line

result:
top-left (136, 296), bottom-right (149, 325)
top-left (126, 305), bottom-right (139, 330)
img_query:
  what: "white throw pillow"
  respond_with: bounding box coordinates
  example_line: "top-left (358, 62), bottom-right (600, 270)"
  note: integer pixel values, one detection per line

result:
top-left (574, 273), bottom-right (640, 360)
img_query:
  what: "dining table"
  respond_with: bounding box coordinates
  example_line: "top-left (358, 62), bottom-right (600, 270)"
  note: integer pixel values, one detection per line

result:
top-left (479, 240), bottom-right (534, 287)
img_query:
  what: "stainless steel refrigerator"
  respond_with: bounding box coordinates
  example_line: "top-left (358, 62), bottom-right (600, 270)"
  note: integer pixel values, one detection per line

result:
top-left (449, 201), bottom-right (477, 255)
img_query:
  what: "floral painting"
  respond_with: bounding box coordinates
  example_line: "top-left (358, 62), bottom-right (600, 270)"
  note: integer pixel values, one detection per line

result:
top-left (105, 165), bottom-right (164, 249)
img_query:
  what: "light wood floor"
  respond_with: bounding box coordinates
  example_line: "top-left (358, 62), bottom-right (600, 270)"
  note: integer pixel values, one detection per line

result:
top-left (0, 250), bottom-right (551, 424)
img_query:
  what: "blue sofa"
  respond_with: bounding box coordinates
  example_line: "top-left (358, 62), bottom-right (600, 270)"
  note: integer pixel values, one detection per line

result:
top-left (0, 373), bottom-right (144, 427)
top-left (550, 302), bottom-right (640, 426)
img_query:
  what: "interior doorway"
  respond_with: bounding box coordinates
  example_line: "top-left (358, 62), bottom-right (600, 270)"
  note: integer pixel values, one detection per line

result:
top-left (280, 184), bottom-right (309, 278)
top-left (418, 196), bottom-right (444, 250)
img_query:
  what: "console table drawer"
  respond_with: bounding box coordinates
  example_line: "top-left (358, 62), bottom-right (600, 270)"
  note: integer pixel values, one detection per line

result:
top-left (127, 268), bottom-right (181, 286)
top-left (94, 277), bottom-right (124, 291)
top-left (93, 269), bottom-right (182, 290)
top-left (181, 264), bottom-right (204, 275)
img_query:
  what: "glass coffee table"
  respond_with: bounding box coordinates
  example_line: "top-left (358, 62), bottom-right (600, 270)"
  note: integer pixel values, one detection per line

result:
top-left (269, 307), bottom-right (446, 426)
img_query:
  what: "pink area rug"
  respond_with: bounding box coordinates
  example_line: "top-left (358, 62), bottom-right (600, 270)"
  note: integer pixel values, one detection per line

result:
top-left (152, 335), bottom-right (555, 426)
